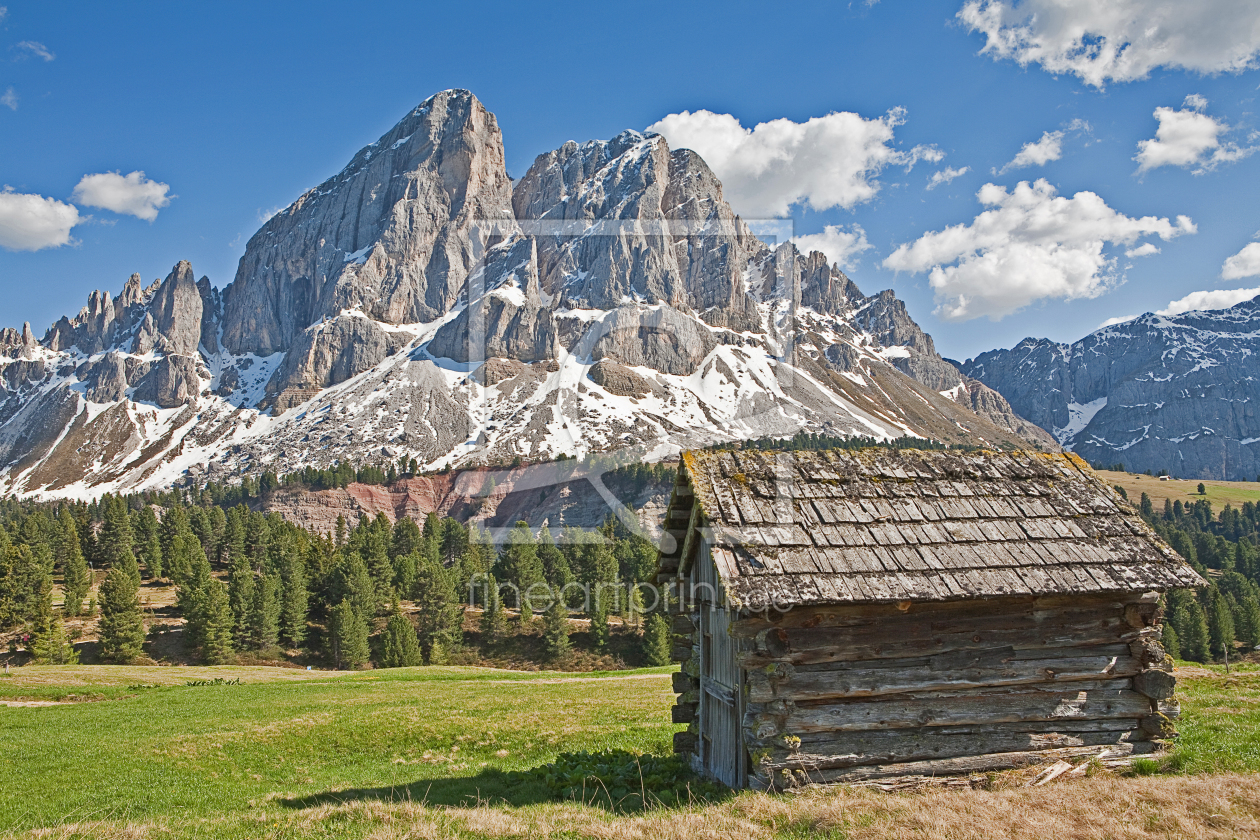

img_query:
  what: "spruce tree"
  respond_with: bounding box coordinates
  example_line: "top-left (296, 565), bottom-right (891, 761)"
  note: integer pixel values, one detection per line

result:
top-left (541, 596), bottom-right (570, 661)
top-left (98, 563), bottom-right (146, 663)
top-left (1209, 591), bottom-right (1236, 659)
top-left (538, 528), bottom-right (572, 590)
top-left (642, 613), bottom-right (672, 666)
top-left (200, 578), bottom-right (235, 664)
top-left (98, 497), bottom-right (138, 584)
top-left (480, 574), bottom-right (507, 644)
top-left (588, 588), bottom-right (610, 651)
top-left (32, 616), bottom-right (78, 665)
top-left (414, 555), bottom-right (461, 660)
top-left (499, 522), bottom-right (544, 615)
top-left (227, 551), bottom-right (255, 643)
top-left (380, 601), bottom-right (422, 667)
top-left (277, 539), bottom-right (309, 649)
top-left (328, 599), bottom-right (369, 670)
top-left (247, 574), bottom-right (282, 651)
top-left (133, 506), bottom-right (164, 580)
top-left (1161, 621), bottom-right (1181, 661)
top-left (177, 544), bottom-right (213, 651)
top-left (57, 510), bottom-right (90, 617)
top-left (1235, 594), bottom-right (1260, 651)
top-left (1, 543), bottom-right (53, 637)
top-left (1181, 598), bottom-right (1211, 663)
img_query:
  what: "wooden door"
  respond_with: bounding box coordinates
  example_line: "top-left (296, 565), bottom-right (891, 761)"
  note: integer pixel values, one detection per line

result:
top-left (700, 603), bottom-right (740, 787)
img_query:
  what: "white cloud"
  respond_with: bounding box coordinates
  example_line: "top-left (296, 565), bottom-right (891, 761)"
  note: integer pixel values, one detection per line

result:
top-left (1222, 241), bottom-right (1260, 279)
top-left (71, 171), bottom-right (172, 221)
top-left (1098, 314), bottom-right (1138, 328)
top-left (1135, 96), bottom-right (1257, 174)
top-left (1125, 242), bottom-right (1160, 258)
top-left (791, 224), bottom-right (872, 269)
top-left (0, 187), bottom-right (80, 251)
top-left (14, 40), bottom-right (54, 61)
top-left (647, 108), bottom-right (940, 217)
top-left (257, 205), bottom-right (284, 223)
top-left (1, 86), bottom-right (16, 111)
top-left (927, 166), bottom-right (970, 190)
top-left (959, 0), bottom-right (1260, 87)
top-left (1157, 286), bottom-right (1260, 316)
top-left (883, 178), bottom-right (1195, 322)
top-left (1004, 130), bottom-right (1063, 171)
top-left (997, 119), bottom-right (1090, 173)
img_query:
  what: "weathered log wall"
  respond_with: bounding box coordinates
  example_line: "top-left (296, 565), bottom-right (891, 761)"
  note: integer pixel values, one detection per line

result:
top-left (668, 590), bottom-right (1179, 789)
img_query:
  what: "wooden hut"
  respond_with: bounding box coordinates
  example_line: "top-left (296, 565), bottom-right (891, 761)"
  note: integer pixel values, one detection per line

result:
top-left (656, 448), bottom-right (1202, 789)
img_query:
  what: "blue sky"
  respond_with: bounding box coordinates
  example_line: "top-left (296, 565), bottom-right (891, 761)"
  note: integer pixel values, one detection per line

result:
top-left (3, 0), bottom-right (1260, 361)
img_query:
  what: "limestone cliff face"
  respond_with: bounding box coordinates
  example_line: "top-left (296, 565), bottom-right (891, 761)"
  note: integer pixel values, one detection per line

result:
top-left (220, 89), bottom-right (518, 357)
top-left (960, 297), bottom-right (1260, 480)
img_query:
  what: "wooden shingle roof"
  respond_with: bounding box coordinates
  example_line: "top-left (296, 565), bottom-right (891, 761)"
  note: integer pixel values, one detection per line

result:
top-left (666, 448), bottom-right (1202, 609)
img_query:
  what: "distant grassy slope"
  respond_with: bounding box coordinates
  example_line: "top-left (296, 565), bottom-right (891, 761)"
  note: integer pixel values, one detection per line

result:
top-left (1096, 470), bottom-right (1260, 509)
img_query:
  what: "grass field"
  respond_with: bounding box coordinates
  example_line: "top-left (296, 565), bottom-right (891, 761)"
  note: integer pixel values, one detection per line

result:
top-left (1096, 470), bottom-right (1260, 509)
top-left (1, 664), bottom-right (1258, 839)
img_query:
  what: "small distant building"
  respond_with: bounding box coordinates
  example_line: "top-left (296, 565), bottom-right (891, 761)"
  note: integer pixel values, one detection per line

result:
top-left (656, 448), bottom-right (1202, 789)
top-left (1159, 475), bottom-right (1171, 481)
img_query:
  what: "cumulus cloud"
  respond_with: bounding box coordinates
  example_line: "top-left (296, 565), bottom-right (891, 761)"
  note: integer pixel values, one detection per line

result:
top-left (927, 166), bottom-right (969, 190)
top-left (1, 86), bottom-right (16, 111)
top-left (1135, 96), bottom-right (1257, 174)
top-left (791, 224), bottom-right (873, 269)
top-left (14, 40), bottom-right (54, 61)
top-left (647, 108), bottom-right (941, 217)
top-left (71, 171), bottom-right (171, 221)
top-left (959, 0), bottom-right (1260, 87)
top-left (883, 178), bottom-right (1195, 322)
top-left (1156, 286), bottom-right (1260, 316)
top-left (1222, 241), bottom-right (1260, 279)
top-left (0, 187), bottom-right (80, 251)
top-left (1125, 242), bottom-right (1160, 258)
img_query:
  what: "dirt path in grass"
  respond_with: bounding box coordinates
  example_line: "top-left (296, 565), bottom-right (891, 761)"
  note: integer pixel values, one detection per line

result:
top-left (0, 700), bottom-right (71, 707)
top-left (487, 673), bottom-right (671, 685)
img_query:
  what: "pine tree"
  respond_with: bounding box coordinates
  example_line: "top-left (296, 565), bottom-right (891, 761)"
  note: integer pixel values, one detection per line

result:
top-left (642, 613), bottom-right (672, 666)
top-left (380, 602), bottom-right (422, 667)
top-left (541, 596), bottom-right (570, 661)
top-left (200, 578), bottom-right (235, 665)
top-left (480, 574), bottom-right (507, 644)
top-left (1161, 621), bottom-right (1181, 661)
top-left (98, 563), bottom-right (146, 663)
top-left (328, 599), bottom-right (369, 670)
top-left (1181, 598), bottom-right (1211, 663)
top-left (1209, 591), bottom-right (1236, 659)
top-left (57, 510), bottom-right (90, 617)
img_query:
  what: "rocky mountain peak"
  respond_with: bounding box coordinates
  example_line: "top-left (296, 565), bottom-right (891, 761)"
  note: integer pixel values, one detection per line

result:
top-left (220, 88), bottom-right (517, 357)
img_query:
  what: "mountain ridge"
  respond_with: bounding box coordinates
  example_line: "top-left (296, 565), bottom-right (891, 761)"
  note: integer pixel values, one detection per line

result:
top-left (960, 295), bottom-right (1260, 480)
top-left (0, 89), bottom-right (1050, 501)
